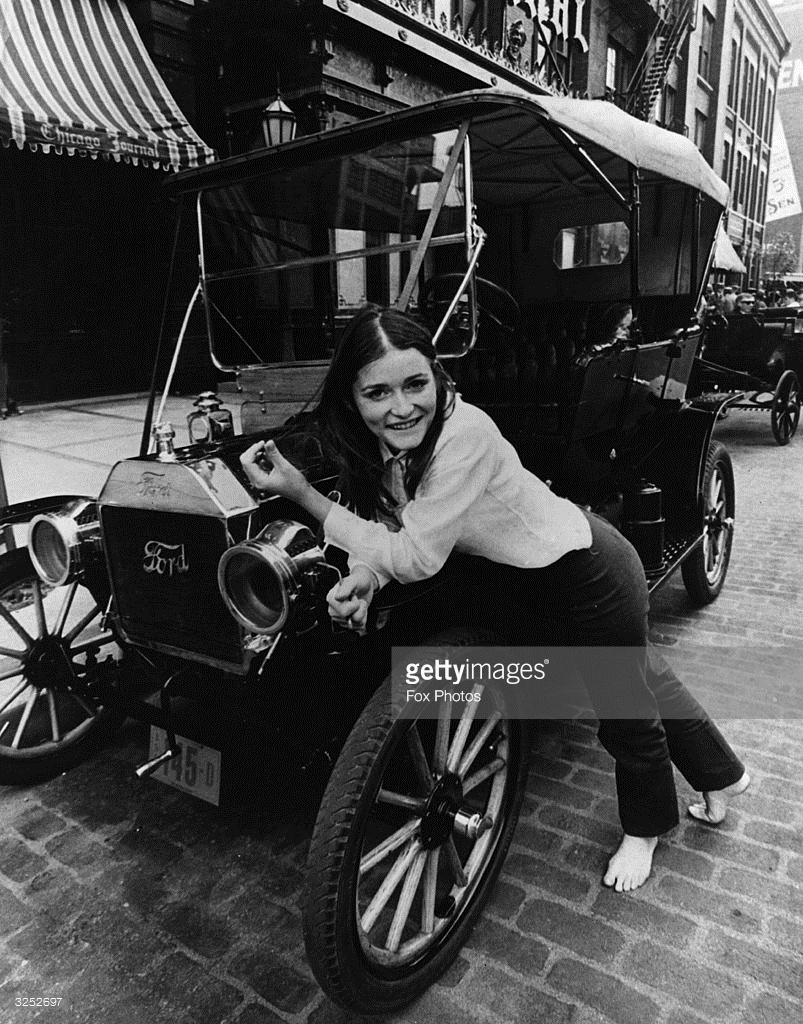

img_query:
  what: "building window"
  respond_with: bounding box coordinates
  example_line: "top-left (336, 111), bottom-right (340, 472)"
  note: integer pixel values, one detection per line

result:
top-left (699, 10), bottom-right (715, 83)
top-left (661, 84), bottom-right (676, 127)
top-left (722, 140), bottom-right (731, 184)
top-left (733, 153), bottom-right (742, 210)
top-left (694, 110), bottom-right (707, 152)
top-left (727, 39), bottom-right (739, 108)
top-left (457, 0), bottom-right (486, 33)
top-left (740, 57), bottom-right (750, 119)
top-left (606, 39), bottom-right (633, 97)
top-left (764, 86), bottom-right (775, 142)
top-left (757, 69), bottom-right (767, 136)
top-left (606, 45), bottom-right (616, 92)
top-left (741, 155), bottom-right (749, 208)
top-left (750, 161), bottom-right (760, 219)
top-left (745, 62), bottom-right (756, 126)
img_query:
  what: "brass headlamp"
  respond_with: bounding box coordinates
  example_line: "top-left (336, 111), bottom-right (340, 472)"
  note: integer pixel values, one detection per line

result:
top-left (217, 520), bottom-right (339, 635)
top-left (28, 499), bottom-right (103, 587)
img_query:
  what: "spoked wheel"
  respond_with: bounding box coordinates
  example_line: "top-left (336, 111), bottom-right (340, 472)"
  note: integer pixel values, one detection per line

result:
top-left (681, 441), bottom-right (735, 606)
top-left (303, 627), bottom-right (528, 1014)
top-left (771, 370), bottom-right (800, 445)
top-left (0, 548), bottom-right (123, 785)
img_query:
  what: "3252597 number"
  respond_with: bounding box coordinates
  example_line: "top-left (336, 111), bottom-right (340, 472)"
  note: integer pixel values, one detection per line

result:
top-left (13, 996), bottom-right (66, 1007)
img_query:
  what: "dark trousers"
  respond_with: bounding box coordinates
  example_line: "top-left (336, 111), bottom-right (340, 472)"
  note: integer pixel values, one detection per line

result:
top-left (487, 511), bottom-right (745, 836)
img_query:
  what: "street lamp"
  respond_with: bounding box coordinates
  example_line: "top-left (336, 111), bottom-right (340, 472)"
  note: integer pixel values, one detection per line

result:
top-left (261, 92), bottom-right (297, 148)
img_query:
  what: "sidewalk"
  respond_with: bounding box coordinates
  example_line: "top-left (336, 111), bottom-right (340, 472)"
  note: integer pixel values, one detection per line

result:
top-left (0, 400), bottom-right (802, 1024)
top-left (0, 393), bottom-right (211, 507)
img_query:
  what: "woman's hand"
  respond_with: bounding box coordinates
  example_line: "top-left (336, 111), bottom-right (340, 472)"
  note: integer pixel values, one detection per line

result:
top-left (327, 566), bottom-right (377, 631)
top-left (240, 439), bottom-right (307, 502)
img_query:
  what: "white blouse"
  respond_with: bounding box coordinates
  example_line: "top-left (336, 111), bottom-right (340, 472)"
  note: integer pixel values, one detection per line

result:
top-left (324, 396), bottom-right (592, 589)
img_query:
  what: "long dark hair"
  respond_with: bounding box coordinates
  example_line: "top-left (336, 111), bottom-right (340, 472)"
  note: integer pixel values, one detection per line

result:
top-left (317, 304), bottom-right (456, 518)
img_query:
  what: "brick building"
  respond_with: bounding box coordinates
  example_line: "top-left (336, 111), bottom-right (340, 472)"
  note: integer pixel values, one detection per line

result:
top-left (655, 0), bottom-right (788, 286)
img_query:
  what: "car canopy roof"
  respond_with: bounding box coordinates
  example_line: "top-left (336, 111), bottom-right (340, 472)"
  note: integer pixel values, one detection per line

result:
top-left (165, 89), bottom-right (728, 210)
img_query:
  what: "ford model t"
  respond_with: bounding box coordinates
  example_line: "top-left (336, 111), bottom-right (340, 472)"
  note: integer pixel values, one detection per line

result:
top-left (0, 91), bottom-right (735, 1012)
top-left (691, 297), bottom-right (802, 445)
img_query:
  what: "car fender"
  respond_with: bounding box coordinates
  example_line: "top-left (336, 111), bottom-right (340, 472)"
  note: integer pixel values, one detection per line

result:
top-left (0, 494), bottom-right (95, 530)
top-left (637, 403), bottom-right (723, 513)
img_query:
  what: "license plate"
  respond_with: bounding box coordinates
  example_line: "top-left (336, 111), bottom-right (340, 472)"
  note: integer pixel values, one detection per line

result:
top-left (148, 727), bottom-right (222, 806)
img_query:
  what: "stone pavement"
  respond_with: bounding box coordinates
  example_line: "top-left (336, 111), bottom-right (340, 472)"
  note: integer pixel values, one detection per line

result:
top-left (0, 394), bottom-right (229, 510)
top-left (0, 397), bottom-right (802, 1024)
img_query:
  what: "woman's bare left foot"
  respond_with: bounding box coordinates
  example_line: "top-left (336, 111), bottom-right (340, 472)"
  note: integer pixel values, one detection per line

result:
top-left (603, 835), bottom-right (658, 892)
top-left (688, 772), bottom-right (750, 826)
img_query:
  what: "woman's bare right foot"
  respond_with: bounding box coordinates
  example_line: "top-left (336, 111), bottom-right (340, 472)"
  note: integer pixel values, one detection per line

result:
top-left (688, 772), bottom-right (750, 825)
top-left (603, 834), bottom-right (658, 892)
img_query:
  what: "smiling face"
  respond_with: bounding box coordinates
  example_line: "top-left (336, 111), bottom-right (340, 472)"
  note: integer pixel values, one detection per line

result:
top-left (352, 346), bottom-right (438, 453)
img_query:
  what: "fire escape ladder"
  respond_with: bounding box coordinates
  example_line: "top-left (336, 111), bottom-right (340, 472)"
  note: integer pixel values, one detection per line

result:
top-left (625, 0), bottom-right (695, 121)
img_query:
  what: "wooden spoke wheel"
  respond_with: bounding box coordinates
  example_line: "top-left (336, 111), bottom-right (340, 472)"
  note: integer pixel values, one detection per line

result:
top-left (771, 370), bottom-right (800, 446)
top-left (0, 549), bottom-right (123, 785)
top-left (303, 627), bottom-right (528, 1013)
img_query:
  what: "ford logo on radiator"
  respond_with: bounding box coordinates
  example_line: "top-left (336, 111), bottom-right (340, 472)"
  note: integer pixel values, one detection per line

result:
top-left (143, 541), bottom-right (189, 576)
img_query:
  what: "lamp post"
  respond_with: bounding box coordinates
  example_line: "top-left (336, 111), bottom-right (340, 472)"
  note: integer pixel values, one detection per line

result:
top-left (261, 92), bottom-right (297, 148)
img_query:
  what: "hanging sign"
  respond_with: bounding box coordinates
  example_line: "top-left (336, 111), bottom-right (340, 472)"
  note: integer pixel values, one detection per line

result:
top-left (766, 112), bottom-right (802, 223)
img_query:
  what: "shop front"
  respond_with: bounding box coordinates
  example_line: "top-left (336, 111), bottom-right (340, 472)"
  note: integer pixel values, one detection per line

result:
top-left (0, 0), bottom-right (215, 409)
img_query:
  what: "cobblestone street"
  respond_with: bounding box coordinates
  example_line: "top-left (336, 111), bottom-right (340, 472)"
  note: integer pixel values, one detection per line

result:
top-left (0, 400), bottom-right (802, 1024)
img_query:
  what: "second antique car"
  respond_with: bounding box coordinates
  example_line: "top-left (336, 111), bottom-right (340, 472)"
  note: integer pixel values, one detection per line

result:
top-left (0, 90), bottom-right (736, 1013)
top-left (692, 298), bottom-right (802, 444)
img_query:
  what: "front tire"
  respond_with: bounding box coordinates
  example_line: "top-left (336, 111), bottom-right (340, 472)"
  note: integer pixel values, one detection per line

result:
top-left (303, 627), bottom-right (528, 1014)
top-left (681, 441), bottom-right (735, 606)
top-left (0, 548), bottom-right (123, 785)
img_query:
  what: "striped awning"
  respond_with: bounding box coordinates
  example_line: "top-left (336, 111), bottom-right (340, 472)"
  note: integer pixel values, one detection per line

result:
top-left (0, 0), bottom-right (215, 171)
top-left (713, 224), bottom-right (747, 274)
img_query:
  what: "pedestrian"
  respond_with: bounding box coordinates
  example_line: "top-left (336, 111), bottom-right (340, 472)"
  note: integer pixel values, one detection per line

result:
top-left (721, 286), bottom-right (737, 313)
top-left (240, 304), bottom-right (750, 893)
top-left (755, 289), bottom-right (767, 311)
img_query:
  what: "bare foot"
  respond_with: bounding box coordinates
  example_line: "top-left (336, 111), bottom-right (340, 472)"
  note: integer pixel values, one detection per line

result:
top-left (603, 834), bottom-right (658, 892)
top-left (688, 772), bottom-right (750, 825)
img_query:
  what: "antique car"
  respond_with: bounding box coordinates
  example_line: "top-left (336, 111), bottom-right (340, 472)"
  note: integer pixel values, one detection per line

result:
top-left (691, 301), bottom-right (802, 444)
top-left (0, 91), bottom-right (735, 1013)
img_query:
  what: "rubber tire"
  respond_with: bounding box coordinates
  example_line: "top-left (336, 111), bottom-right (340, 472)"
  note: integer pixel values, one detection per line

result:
top-left (0, 548), bottom-right (124, 785)
top-left (302, 626), bottom-right (529, 1014)
top-left (681, 441), bottom-right (735, 606)
top-left (770, 370), bottom-right (800, 446)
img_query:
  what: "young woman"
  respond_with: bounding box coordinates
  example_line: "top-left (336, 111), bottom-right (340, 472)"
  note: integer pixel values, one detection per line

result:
top-left (240, 304), bottom-right (749, 893)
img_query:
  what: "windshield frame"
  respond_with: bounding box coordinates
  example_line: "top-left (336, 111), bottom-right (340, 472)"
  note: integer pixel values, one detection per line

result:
top-left (196, 122), bottom-right (477, 372)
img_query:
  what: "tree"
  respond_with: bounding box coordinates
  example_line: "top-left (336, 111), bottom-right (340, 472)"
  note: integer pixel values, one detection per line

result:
top-left (762, 231), bottom-right (799, 280)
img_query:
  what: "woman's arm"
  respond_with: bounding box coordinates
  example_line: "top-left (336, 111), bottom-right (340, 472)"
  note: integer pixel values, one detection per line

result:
top-left (324, 422), bottom-right (498, 585)
top-left (240, 439), bottom-right (334, 522)
top-left (241, 418), bottom-right (500, 586)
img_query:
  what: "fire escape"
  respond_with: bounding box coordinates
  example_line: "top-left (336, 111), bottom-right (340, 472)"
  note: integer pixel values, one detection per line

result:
top-left (625, 0), bottom-right (696, 123)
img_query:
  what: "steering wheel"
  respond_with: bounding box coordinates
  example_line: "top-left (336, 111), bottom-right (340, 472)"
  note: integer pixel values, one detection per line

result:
top-left (419, 273), bottom-right (521, 352)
